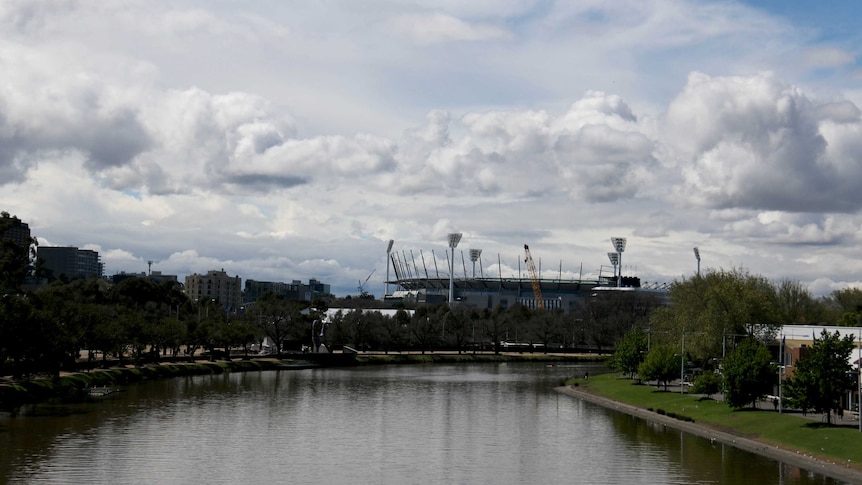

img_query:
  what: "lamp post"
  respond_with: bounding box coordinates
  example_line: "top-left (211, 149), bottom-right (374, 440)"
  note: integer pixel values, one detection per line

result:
top-left (448, 233), bottom-right (462, 306)
top-left (607, 252), bottom-right (619, 286)
top-left (470, 249), bottom-right (482, 278)
top-left (385, 239), bottom-right (394, 297)
top-left (611, 237), bottom-right (627, 287)
top-left (693, 247), bottom-right (701, 276)
top-left (680, 331), bottom-right (706, 393)
top-left (680, 332), bottom-right (686, 393)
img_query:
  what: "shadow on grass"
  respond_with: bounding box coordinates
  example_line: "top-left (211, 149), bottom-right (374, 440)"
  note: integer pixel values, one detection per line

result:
top-left (805, 421), bottom-right (860, 429)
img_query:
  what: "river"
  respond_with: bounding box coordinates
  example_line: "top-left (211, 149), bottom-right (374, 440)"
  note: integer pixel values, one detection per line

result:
top-left (0, 363), bottom-right (850, 484)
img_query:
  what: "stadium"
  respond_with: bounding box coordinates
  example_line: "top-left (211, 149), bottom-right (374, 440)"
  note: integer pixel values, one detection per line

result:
top-left (381, 238), bottom-right (669, 313)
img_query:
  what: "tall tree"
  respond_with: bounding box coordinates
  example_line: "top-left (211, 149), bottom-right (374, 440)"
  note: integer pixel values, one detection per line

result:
top-left (721, 338), bottom-right (774, 409)
top-left (774, 278), bottom-right (823, 324)
top-left (649, 267), bottom-right (783, 364)
top-left (821, 288), bottom-right (862, 327)
top-left (611, 327), bottom-right (648, 379)
top-left (783, 330), bottom-right (856, 424)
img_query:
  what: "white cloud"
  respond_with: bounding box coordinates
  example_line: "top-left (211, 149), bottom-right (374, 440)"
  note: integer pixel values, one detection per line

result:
top-left (2, 0), bottom-right (862, 298)
top-left (389, 12), bottom-right (512, 44)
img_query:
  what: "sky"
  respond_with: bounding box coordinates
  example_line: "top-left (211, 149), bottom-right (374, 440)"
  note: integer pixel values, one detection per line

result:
top-left (2, 0), bottom-right (862, 298)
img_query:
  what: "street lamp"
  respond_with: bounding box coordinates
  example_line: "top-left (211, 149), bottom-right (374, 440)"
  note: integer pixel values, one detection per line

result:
top-left (607, 252), bottom-right (619, 286)
top-left (469, 249), bottom-right (482, 278)
top-left (385, 239), bottom-right (394, 297)
top-left (680, 333), bottom-right (686, 393)
top-left (693, 247), bottom-right (701, 276)
top-left (611, 237), bottom-right (627, 287)
top-left (448, 233), bottom-right (462, 306)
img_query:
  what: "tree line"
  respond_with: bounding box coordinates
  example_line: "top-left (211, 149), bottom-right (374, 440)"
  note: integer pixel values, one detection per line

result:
top-left (610, 267), bottom-right (862, 424)
top-left (0, 273), bottom-right (663, 379)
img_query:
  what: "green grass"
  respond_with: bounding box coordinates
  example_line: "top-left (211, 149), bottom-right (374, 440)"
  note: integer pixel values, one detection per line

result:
top-left (570, 373), bottom-right (862, 465)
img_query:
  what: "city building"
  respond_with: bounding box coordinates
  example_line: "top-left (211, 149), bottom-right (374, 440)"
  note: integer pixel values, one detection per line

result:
top-left (0, 216), bottom-right (31, 253)
top-left (185, 269), bottom-right (242, 311)
top-left (111, 270), bottom-right (179, 285)
top-left (37, 246), bottom-right (103, 280)
top-left (244, 278), bottom-right (332, 304)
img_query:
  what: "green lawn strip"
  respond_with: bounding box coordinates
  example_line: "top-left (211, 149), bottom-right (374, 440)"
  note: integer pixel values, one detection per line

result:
top-left (571, 373), bottom-right (862, 466)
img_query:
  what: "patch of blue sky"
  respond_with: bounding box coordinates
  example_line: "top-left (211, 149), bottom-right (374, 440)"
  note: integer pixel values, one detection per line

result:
top-left (740, 0), bottom-right (862, 44)
top-left (122, 190), bottom-right (143, 200)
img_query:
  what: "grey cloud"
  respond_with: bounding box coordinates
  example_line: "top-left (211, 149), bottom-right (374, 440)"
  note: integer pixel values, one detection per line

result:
top-left (225, 173), bottom-right (308, 191)
top-left (82, 109), bottom-right (152, 170)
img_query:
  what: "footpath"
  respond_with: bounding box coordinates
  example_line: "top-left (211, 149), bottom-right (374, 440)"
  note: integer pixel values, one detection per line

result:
top-left (556, 384), bottom-right (862, 484)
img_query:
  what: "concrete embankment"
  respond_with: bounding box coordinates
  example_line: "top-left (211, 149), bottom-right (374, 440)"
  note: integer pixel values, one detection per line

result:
top-left (556, 384), bottom-right (862, 485)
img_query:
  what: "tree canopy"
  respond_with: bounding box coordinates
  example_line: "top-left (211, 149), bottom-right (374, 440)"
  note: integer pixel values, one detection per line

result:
top-left (649, 267), bottom-right (785, 364)
top-left (783, 330), bottom-right (856, 424)
top-left (721, 338), bottom-right (775, 409)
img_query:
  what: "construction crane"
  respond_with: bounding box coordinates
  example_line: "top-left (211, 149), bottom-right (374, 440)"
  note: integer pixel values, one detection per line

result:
top-left (523, 244), bottom-right (544, 310)
top-left (357, 269), bottom-right (376, 299)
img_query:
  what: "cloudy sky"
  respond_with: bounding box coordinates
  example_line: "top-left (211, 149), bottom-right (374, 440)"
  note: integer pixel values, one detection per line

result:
top-left (2, 1), bottom-right (862, 298)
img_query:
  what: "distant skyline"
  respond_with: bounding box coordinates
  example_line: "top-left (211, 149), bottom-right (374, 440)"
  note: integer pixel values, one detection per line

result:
top-left (1, 1), bottom-right (862, 297)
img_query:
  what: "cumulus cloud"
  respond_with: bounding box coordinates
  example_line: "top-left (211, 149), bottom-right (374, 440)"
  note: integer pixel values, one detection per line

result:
top-left (665, 71), bottom-right (862, 213)
top-left (3, 1), bottom-right (862, 297)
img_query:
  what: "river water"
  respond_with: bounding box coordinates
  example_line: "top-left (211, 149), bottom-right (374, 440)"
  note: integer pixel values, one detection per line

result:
top-left (0, 363), bottom-right (849, 484)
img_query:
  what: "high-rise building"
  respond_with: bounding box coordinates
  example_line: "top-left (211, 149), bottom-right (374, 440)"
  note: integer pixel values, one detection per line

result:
top-left (0, 216), bottom-right (31, 252)
top-left (185, 269), bottom-right (242, 311)
top-left (37, 246), bottom-right (103, 280)
top-left (244, 278), bottom-right (332, 304)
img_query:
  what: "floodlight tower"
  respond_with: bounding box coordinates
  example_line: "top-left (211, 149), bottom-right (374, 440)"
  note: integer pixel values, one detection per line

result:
top-left (693, 247), bottom-right (701, 276)
top-left (611, 237), bottom-right (627, 287)
top-left (469, 249), bottom-right (482, 278)
top-left (385, 239), bottom-right (394, 297)
top-left (448, 233), bottom-right (462, 306)
top-left (607, 252), bottom-right (619, 286)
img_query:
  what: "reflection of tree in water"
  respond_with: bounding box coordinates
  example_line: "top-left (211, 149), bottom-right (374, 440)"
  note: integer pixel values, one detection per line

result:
top-left (604, 408), bottom-right (833, 484)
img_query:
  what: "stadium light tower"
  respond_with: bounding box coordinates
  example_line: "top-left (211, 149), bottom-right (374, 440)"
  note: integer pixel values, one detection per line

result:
top-left (448, 233), bottom-right (463, 306)
top-left (469, 249), bottom-right (482, 278)
top-left (385, 239), bottom-right (394, 297)
top-left (693, 247), bottom-right (701, 276)
top-left (607, 252), bottom-right (619, 286)
top-left (611, 237), bottom-right (627, 287)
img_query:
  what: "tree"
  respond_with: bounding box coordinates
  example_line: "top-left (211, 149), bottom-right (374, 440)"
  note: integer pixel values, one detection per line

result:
top-left (254, 293), bottom-right (309, 355)
top-left (691, 371), bottom-right (723, 399)
top-left (638, 345), bottom-right (679, 391)
top-left (648, 267), bottom-right (783, 365)
top-left (721, 338), bottom-right (774, 409)
top-left (408, 305), bottom-right (440, 353)
top-left (610, 328), bottom-right (648, 379)
top-left (774, 278), bottom-right (823, 324)
top-left (783, 330), bottom-right (856, 424)
top-left (821, 288), bottom-right (862, 327)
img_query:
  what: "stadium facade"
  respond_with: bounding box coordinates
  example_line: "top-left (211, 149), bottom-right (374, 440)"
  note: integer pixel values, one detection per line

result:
top-left (383, 246), bottom-right (668, 312)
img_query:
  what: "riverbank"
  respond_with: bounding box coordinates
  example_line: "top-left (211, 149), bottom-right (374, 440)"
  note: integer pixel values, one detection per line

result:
top-left (556, 377), bottom-right (862, 484)
top-left (0, 352), bottom-right (604, 407)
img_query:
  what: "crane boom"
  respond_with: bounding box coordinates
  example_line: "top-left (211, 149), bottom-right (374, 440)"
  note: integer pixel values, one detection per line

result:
top-left (523, 244), bottom-right (545, 310)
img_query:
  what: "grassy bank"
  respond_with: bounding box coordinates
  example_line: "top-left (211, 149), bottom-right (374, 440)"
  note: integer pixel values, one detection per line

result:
top-left (568, 373), bottom-right (862, 466)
